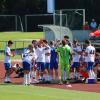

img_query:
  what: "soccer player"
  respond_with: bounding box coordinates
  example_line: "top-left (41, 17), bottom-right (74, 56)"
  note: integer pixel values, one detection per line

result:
top-left (84, 40), bottom-right (96, 82)
top-left (50, 41), bottom-right (59, 81)
top-left (71, 40), bottom-right (82, 80)
top-left (12, 63), bottom-right (24, 78)
top-left (85, 40), bottom-right (95, 71)
top-left (4, 40), bottom-right (14, 83)
top-left (56, 40), bottom-right (71, 85)
top-left (22, 44), bottom-right (37, 85)
top-left (64, 35), bottom-right (73, 49)
top-left (42, 40), bottom-right (51, 82)
top-left (35, 40), bottom-right (49, 82)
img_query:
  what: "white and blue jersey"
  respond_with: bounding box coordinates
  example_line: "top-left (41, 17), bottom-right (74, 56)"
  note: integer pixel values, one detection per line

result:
top-left (4, 46), bottom-right (12, 70)
top-left (22, 50), bottom-right (37, 71)
top-left (35, 47), bottom-right (46, 72)
top-left (85, 45), bottom-right (95, 70)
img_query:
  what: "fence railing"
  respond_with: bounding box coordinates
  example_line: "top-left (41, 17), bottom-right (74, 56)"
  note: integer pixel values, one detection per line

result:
top-left (0, 11), bottom-right (85, 32)
top-left (0, 40), bottom-right (32, 55)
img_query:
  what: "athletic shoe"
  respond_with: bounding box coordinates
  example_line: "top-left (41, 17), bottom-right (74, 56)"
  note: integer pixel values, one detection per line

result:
top-left (58, 81), bottom-right (63, 85)
top-left (65, 84), bottom-right (72, 87)
top-left (31, 79), bottom-right (39, 84)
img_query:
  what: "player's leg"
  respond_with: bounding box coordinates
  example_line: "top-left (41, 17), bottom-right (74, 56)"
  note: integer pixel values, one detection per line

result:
top-left (39, 62), bottom-right (45, 81)
top-left (50, 62), bottom-right (54, 80)
top-left (23, 61), bottom-right (31, 85)
top-left (44, 62), bottom-right (51, 81)
top-left (54, 61), bottom-right (59, 81)
top-left (59, 62), bottom-right (64, 84)
top-left (71, 62), bottom-right (76, 80)
top-left (4, 63), bottom-right (12, 83)
top-left (65, 64), bottom-right (70, 84)
top-left (75, 62), bottom-right (80, 79)
top-left (36, 62), bottom-right (40, 81)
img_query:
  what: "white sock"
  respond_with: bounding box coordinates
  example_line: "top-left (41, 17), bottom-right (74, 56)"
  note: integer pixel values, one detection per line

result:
top-left (70, 72), bottom-right (75, 79)
top-left (7, 77), bottom-right (11, 82)
top-left (27, 73), bottom-right (31, 84)
top-left (33, 71), bottom-right (36, 79)
top-left (47, 74), bottom-right (51, 81)
top-left (4, 76), bottom-right (8, 82)
top-left (76, 72), bottom-right (80, 78)
top-left (24, 74), bottom-right (27, 85)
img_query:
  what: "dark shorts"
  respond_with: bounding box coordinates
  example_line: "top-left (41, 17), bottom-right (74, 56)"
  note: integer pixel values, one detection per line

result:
top-left (94, 60), bottom-right (100, 67)
top-left (50, 61), bottom-right (58, 70)
top-left (23, 61), bottom-right (31, 71)
top-left (4, 63), bottom-right (11, 70)
top-left (36, 62), bottom-right (45, 72)
top-left (71, 62), bottom-right (80, 68)
top-left (87, 62), bottom-right (94, 71)
top-left (45, 62), bottom-right (50, 69)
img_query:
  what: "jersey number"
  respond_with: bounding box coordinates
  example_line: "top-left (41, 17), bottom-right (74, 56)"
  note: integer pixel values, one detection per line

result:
top-left (90, 50), bottom-right (95, 54)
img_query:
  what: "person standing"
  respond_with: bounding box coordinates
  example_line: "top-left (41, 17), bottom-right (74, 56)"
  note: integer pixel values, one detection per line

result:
top-left (90, 19), bottom-right (97, 31)
top-left (85, 40), bottom-right (95, 71)
top-left (56, 40), bottom-right (71, 86)
top-left (22, 44), bottom-right (37, 85)
top-left (50, 41), bottom-right (59, 81)
top-left (71, 40), bottom-right (82, 80)
top-left (4, 40), bottom-right (14, 83)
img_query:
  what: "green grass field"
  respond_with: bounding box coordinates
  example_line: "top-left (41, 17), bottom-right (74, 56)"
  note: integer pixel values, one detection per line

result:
top-left (0, 85), bottom-right (100, 100)
top-left (0, 32), bottom-right (44, 50)
top-left (0, 32), bottom-right (43, 60)
top-left (0, 32), bottom-right (43, 41)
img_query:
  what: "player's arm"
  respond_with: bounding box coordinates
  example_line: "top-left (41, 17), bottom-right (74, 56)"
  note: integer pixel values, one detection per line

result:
top-left (55, 47), bottom-right (60, 53)
top-left (45, 52), bottom-right (51, 56)
top-left (5, 51), bottom-right (14, 57)
top-left (84, 47), bottom-right (89, 56)
top-left (69, 48), bottom-right (72, 64)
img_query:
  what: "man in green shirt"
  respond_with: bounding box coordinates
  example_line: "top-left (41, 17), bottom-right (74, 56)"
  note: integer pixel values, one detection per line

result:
top-left (56, 40), bottom-right (71, 85)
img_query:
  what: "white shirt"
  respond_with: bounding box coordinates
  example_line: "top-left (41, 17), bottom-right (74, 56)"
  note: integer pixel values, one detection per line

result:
top-left (45, 46), bottom-right (51, 63)
top-left (4, 46), bottom-right (11, 63)
top-left (23, 52), bottom-right (37, 65)
top-left (36, 47), bottom-right (45, 62)
top-left (85, 45), bottom-right (95, 62)
top-left (72, 46), bottom-right (82, 62)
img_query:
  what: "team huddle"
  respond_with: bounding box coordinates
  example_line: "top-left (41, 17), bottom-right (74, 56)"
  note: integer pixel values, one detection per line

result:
top-left (3, 36), bottom-right (100, 86)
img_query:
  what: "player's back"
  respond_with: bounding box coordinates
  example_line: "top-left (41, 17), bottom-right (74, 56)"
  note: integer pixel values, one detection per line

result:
top-left (85, 45), bottom-right (95, 62)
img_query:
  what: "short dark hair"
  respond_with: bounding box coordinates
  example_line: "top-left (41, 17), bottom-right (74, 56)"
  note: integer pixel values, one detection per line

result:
top-left (32, 40), bottom-right (36, 44)
top-left (64, 35), bottom-right (69, 39)
top-left (62, 40), bottom-right (66, 46)
top-left (85, 39), bottom-right (91, 44)
top-left (8, 40), bottom-right (13, 44)
top-left (73, 40), bottom-right (78, 44)
top-left (50, 41), bottom-right (54, 45)
top-left (42, 39), bottom-right (48, 44)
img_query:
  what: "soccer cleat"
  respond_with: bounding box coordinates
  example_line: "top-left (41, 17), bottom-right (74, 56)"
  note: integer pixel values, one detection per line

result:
top-left (65, 84), bottom-right (72, 88)
top-left (58, 81), bottom-right (63, 85)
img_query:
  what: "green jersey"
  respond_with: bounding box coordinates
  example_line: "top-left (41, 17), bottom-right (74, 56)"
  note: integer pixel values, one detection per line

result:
top-left (56, 45), bottom-right (71, 64)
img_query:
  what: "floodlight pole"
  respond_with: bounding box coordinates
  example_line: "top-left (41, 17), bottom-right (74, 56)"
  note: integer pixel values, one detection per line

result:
top-left (53, 11), bottom-right (56, 25)
top-left (60, 10), bottom-right (62, 40)
top-left (83, 9), bottom-right (86, 26)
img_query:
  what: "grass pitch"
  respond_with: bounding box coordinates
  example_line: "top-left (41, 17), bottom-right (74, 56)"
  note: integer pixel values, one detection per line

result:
top-left (0, 85), bottom-right (100, 100)
top-left (0, 32), bottom-right (44, 50)
top-left (0, 32), bottom-right (43, 60)
top-left (0, 32), bottom-right (43, 41)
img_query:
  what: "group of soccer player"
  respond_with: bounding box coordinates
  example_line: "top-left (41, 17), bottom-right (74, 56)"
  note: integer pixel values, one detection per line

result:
top-left (3, 35), bottom-right (100, 86)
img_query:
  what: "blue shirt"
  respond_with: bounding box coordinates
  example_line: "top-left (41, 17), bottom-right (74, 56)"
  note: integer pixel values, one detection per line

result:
top-left (90, 22), bottom-right (97, 28)
top-left (50, 47), bottom-right (58, 63)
